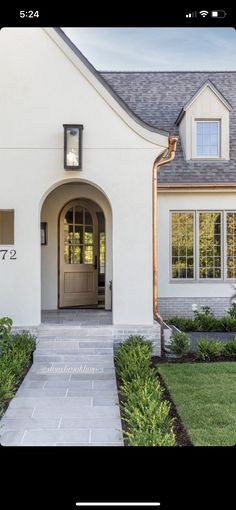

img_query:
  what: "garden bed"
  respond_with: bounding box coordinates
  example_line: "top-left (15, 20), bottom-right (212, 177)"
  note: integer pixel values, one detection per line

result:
top-left (0, 317), bottom-right (36, 418)
top-left (116, 367), bottom-right (192, 446)
top-left (115, 336), bottom-right (176, 446)
top-left (1, 355), bottom-right (34, 418)
top-left (154, 354), bottom-right (236, 363)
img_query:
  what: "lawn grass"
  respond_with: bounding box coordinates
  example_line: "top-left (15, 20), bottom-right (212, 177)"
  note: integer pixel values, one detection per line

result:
top-left (158, 362), bottom-right (236, 446)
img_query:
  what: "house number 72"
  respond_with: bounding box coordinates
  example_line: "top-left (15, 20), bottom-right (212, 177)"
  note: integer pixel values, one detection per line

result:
top-left (0, 249), bottom-right (17, 260)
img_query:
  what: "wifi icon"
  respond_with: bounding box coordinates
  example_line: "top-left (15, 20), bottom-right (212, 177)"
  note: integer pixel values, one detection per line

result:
top-left (199, 10), bottom-right (209, 17)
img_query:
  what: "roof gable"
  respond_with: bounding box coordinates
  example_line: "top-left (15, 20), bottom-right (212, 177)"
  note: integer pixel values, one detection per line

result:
top-left (175, 79), bottom-right (232, 125)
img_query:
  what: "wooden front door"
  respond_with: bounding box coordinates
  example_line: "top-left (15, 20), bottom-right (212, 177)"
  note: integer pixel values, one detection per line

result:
top-left (59, 200), bottom-right (98, 307)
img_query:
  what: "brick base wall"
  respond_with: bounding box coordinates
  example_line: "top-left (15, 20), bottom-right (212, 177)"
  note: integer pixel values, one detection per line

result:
top-left (159, 297), bottom-right (230, 319)
top-left (113, 323), bottom-right (161, 356)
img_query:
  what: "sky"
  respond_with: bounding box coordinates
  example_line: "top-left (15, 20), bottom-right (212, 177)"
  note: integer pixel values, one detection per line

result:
top-left (62, 28), bottom-right (236, 71)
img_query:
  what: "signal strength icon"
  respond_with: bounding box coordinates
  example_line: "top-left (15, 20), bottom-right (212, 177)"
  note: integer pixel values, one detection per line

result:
top-left (186, 11), bottom-right (197, 18)
top-left (199, 10), bottom-right (209, 17)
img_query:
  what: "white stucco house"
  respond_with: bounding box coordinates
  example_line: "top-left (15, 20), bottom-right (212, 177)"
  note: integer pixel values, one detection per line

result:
top-left (0, 27), bottom-right (236, 351)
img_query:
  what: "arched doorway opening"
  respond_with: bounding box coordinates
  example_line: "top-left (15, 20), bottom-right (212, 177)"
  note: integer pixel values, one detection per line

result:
top-left (40, 181), bottom-right (112, 319)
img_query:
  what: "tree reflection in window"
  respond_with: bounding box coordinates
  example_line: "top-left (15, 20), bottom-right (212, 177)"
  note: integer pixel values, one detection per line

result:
top-left (64, 206), bottom-right (93, 264)
top-left (199, 212), bottom-right (221, 278)
top-left (99, 232), bottom-right (105, 274)
top-left (227, 212), bottom-right (236, 278)
top-left (172, 212), bottom-right (194, 279)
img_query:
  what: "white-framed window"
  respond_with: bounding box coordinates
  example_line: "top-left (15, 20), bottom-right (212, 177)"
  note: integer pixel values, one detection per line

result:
top-left (170, 210), bottom-right (236, 281)
top-left (195, 120), bottom-right (220, 158)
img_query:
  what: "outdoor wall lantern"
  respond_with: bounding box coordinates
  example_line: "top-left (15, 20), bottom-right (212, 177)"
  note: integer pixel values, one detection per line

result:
top-left (41, 222), bottom-right (47, 245)
top-left (63, 124), bottom-right (83, 170)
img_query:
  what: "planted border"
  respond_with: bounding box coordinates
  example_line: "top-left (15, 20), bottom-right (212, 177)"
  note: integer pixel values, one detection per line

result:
top-left (115, 336), bottom-right (176, 446)
top-left (168, 304), bottom-right (236, 332)
top-left (0, 317), bottom-right (36, 417)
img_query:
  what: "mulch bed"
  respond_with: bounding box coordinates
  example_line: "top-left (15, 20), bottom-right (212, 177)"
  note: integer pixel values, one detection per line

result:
top-left (153, 354), bottom-right (236, 363)
top-left (151, 358), bottom-right (193, 446)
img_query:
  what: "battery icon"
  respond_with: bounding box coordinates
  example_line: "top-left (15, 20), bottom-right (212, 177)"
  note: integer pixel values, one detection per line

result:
top-left (211, 10), bottom-right (227, 18)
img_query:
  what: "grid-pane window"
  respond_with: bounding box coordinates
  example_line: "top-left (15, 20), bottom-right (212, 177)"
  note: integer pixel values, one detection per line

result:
top-left (196, 121), bottom-right (220, 157)
top-left (226, 212), bottom-right (236, 278)
top-left (171, 212), bottom-right (194, 279)
top-left (99, 232), bottom-right (105, 274)
top-left (199, 212), bottom-right (222, 278)
top-left (64, 206), bottom-right (93, 264)
top-left (0, 210), bottom-right (14, 245)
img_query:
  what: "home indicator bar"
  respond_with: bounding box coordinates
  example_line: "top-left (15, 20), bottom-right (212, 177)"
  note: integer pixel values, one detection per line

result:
top-left (75, 504), bottom-right (161, 507)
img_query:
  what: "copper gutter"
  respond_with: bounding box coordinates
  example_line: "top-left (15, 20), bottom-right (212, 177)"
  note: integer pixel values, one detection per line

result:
top-left (153, 136), bottom-right (178, 354)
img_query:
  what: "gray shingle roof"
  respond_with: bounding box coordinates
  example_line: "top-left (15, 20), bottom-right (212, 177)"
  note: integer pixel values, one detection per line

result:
top-left (101, 71), bottom-right (236, 184)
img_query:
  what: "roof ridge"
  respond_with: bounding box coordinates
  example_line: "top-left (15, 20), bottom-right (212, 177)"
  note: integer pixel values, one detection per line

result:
top-left (100, 70), bottom-right (236, 74)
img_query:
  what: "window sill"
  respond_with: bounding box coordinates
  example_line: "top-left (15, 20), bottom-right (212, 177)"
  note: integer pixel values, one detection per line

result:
top-left (169, 279), bottom-right (230, 284)
top-left (189, 157), bottom-right (227, 161)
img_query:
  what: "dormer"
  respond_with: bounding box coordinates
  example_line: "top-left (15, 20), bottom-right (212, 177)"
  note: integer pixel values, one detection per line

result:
top-left (176, 80), bottom-right (232, 161)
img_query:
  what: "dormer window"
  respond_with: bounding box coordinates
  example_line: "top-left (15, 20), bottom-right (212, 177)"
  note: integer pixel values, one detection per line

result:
top-left (196, 120), bottom-right (220, 158)
top-left (175, 80), bottom-right (231, 161)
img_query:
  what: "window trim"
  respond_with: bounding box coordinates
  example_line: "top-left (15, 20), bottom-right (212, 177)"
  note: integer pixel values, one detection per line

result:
top-left (193, 119), bottom-right (221, 159)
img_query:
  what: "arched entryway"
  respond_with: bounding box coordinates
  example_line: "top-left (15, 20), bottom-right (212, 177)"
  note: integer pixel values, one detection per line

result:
top-left (40, 181), bottom-right (112, 319)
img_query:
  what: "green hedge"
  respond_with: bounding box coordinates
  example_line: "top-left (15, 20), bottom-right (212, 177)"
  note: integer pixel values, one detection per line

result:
top-left (0, 317), bottom-right (36, 416)
top-left (115, 335), bottom-right (176, 446)
top-left (169, 305), bottom-right (236, 332)
top-left (196, 337), bottom-right (236, 361)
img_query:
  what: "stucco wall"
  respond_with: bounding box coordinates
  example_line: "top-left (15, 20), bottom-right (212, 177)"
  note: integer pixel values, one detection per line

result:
top-left (157, 191), bottom-right (236, 317)
top-left (0, 28), bottom-right (166, 326)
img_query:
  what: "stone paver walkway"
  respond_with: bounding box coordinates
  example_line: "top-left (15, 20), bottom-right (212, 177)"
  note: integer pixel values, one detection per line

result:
top-left (0, 326), bottom-right (123, 446)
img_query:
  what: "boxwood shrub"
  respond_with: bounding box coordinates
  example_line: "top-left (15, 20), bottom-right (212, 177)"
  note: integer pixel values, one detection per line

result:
top-left (222, 338), bottom-right (236, 357)
top-left (0, 317), bottom-right (36, 416)
top-left (196, 338), bottom-right (222, 361)
top-left (115, 336), bottom-right (176, 446)
top-left (169, 305), bottom-right (236, 332)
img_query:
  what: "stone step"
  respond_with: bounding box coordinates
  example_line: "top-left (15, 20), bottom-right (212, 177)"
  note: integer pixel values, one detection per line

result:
top-left (37, 344), bottom-right (113, 359)
top-left (36, 343), bottom-right (113, 354)
top-left (38, 327), bottom-right (114, 337)
top-left (37, 337), bottom-right (114, 346)
top-left (33, 353), bottom-right (114, 364)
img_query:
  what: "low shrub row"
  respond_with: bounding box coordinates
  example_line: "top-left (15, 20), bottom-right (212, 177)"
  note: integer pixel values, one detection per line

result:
top-left (169, 305), bottom-right (236, 332)
top-left (115, 336), bottom-right (176, 446)
top-left (196, 338), bottom-right (236, 361)
top-left (0, 317), bottom-right (36, 416)
top-left (169, 330), bottom-right (236, 361)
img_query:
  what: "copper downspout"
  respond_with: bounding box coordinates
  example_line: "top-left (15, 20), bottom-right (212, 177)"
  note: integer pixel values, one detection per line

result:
top-left (153, 136), bottom-right (178, 354)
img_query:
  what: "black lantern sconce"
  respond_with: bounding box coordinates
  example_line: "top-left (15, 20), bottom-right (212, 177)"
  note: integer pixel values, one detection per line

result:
top-left (63, 124), bottom-right (83, 170)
